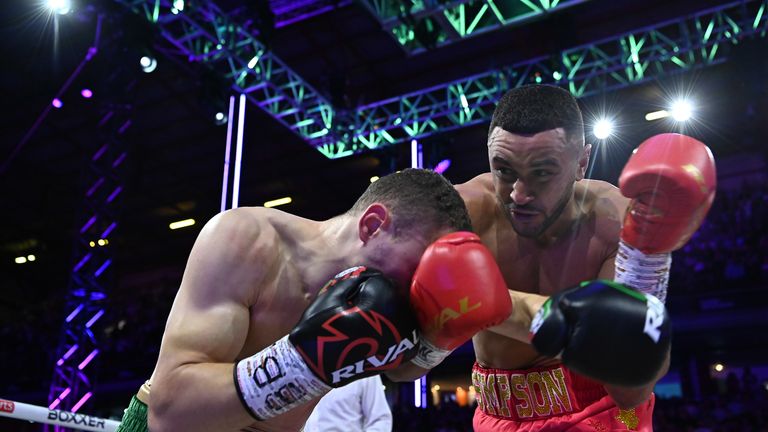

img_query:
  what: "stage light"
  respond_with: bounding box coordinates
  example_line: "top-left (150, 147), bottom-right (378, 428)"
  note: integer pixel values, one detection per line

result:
top-left (52, 98), bottom-right (63, 109)
top-left (173, 0), bottom-right (184, 12)
top-left (214, 111), bottom-right (226, 125)
top-left (169, 219), bottom-right (196, 230)
top-left (670, 99), bottom-right (693, 121)
top-left (645, 110), bottom-right (670, 121)
top-left (15, 256), bottom-right (27, 264)
top-left (593, 119), bottom-right (614, 140)
top-left (264, 197), bottom-right (292, 208)
top-left (27, 255), bottom-right (36, 262)
top-left (369, 176), bottom-right (379, 183)
top-left (714, 363), bottom-right (725, 372)
top-left (434, 159), bottom-right (451, 174)
top-left (81, 89), bottom-right (93, 98)
top-left (247, 55), bottom-right (260, 69)
top-left (47, 0), bottom-right (72, 15)
top-left (140, 56), bottom-right (157, 73)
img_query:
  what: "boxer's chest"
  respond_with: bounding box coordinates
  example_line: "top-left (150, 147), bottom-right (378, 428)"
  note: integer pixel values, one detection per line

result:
top-left (482, 220), bottom-right (607, 295)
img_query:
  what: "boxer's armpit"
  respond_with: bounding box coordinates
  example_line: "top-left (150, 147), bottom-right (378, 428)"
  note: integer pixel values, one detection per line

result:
top-left (485, 290), bottom-right (548, 343)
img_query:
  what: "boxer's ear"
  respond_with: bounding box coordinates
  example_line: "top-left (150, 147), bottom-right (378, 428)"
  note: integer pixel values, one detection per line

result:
top-left (359, 203), bottom-right (391, 243)
top-left (576, 143), bottom-right (592, 181)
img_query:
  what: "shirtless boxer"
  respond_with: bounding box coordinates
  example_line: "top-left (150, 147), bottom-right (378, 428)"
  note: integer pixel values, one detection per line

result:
top-left (114, 168), bottom-right (499, 432)
top-left (457, 85), bottom-right (716, 431)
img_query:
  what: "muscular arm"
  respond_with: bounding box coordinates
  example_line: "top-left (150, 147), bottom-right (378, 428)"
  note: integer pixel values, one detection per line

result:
top-left (148, 210), bottom-right (274, 432)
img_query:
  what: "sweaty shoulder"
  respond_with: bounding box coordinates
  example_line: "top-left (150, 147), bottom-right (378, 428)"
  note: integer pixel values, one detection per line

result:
top-left (576, 179), bottom-right (629, 243)
top-left (455, 173), bottom-right (499, 234)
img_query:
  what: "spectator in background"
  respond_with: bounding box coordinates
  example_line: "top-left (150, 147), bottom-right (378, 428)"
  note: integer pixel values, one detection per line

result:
top-left (303, 375), bottom-right (392, 432)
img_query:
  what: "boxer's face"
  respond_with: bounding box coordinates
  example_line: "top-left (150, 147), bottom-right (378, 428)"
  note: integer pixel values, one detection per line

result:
top-left (358, 203), bottom-right (443, 288)
top-left (487, 127), bottom-right (588, 238)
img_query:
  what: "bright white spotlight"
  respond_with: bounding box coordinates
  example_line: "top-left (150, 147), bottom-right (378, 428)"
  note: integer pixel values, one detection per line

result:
top-left (47, 0), bottom-right (72, 15)
top-left (593, 119), bottom-right (614, 140)
top-left (140, 56), bottom-right (157, 73)
top-left (214, 112), bottom-right (226, 125)
top-left (670, 99), bottom-right (693, 121)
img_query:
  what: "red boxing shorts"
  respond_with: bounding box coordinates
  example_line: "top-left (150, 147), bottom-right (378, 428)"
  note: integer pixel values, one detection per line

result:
top-left (471, 362), bottom-right (654, 431)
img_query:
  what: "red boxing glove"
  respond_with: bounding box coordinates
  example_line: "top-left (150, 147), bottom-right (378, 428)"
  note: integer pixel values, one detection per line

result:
top-left (409, 232), bottom-right (512, 368)
top-left (619, 133), bottom-right (717, 254)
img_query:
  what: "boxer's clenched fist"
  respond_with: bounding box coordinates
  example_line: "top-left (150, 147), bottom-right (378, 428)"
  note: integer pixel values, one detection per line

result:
top-left (529, 280), bottom-right (671, 387)
top-left (619, 133), bottom-right (716, 254)
top-left (409, 232), bottom-right (513, 369)
top-left (235, 266), bottom-right (418, 420)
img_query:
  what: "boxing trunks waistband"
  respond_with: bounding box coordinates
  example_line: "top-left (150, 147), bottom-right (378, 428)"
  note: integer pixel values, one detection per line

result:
top-left (471, 362), bottom-right (606, 422)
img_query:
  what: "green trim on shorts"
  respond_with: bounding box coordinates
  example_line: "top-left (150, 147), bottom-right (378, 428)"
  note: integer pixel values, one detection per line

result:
top-left (115, 395), bottom-right (148, 432)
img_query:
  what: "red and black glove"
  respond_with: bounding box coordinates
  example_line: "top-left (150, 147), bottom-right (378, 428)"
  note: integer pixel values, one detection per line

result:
top-left (235, 266), bottom-right (419, 420)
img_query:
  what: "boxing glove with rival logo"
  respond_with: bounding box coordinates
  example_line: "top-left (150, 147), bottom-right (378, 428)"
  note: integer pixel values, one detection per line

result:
top-left (235, 266), bottom-right (418, 420)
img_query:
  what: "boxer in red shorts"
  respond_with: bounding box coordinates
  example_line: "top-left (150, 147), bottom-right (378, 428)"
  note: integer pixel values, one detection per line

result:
top-left (388, 85), bottom-right (716, 431)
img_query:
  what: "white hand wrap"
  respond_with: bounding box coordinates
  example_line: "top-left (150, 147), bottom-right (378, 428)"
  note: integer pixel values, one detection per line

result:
top-left (234, 335), bottom-right (330, 420)
top-left (614, 240), bottom-right (672, 303)
top-left (410, 337), bottom-right (452, 370)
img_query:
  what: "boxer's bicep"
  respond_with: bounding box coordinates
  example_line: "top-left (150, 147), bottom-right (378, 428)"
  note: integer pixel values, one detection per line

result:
top-left (159, 210), bottom-right (269, 369)
top-left (597, 254), bottom-right (617, 280)
top-left (149, 211), bottom-right (276, 431)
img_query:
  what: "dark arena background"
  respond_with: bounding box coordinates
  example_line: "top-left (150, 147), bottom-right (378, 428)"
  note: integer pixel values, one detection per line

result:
top-left (1, 0), bottom-right (768, 431)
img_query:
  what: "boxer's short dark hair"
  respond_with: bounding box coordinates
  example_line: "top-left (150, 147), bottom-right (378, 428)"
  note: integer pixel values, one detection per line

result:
top-left (349, 168), bottom-right (473, 235)
top-left (489, 84), bottom-right (585, 147)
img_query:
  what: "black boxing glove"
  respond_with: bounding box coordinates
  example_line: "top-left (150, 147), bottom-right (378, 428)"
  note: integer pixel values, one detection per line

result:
top-left (234, 266), bottom-right (419, 420)
top-left (529, 280), bottom-right (671, 387)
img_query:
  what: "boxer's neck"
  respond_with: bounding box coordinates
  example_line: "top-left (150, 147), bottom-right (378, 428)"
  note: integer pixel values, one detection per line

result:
top-left (299, 216), bottom-right (365, 293)
top-left (529, 193), bottom-right (584, 248)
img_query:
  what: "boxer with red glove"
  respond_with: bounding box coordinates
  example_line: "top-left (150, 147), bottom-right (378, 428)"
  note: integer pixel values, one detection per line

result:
top-left (615, 133), bottom-right (716, 302)
top-left (409, 232), bottom-right (513, 369)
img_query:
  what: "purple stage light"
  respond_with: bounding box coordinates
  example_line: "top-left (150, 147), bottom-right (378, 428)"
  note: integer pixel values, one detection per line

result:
top-left (57, 344), bottom-right (79, 366)
top-left (78, 349), bottom-right (99, 370)
top-left (78, 350), bottom-right (98, 371)
top-left (434, 159), bottom-right (451, 174)
top-left (49, 388), bottom-right (71, 410)
top-left (94, 258), bottom-right (112, 277)
top-left (73, 253), bottom-right (92, 272)
top-left (52, 98), bottom-right (63, 108)
top-left (71, 392), bottom-right (93, 413)
top-left (80, 215), bottom-right (97, 234)
top-left (81, 89), bottom-right (93, 98)
top-left (85, 309), bottom-right (105, 328)
top-left (65, 304), bottom-right (85, 322)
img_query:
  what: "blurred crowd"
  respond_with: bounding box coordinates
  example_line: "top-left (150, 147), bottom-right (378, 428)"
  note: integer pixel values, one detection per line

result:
top-left (671, 182), bottom-right (768, 292)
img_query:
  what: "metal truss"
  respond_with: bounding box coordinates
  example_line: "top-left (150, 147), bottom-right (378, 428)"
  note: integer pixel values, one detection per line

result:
top-left (360, 0), bottom-right (590, 54)
top-left (47, 92), bottom-right (134, 423)
top-left (117, 0), bottom-right (766, 159)
top-left (116, 0), bottom-right (340, 148)
top-left (324, 0), bottom-right (767, 158)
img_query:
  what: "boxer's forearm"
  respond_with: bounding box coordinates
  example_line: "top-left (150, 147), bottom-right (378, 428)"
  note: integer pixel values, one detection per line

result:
top-left (485, 290), bottom-right (548, 343)
top-left (149, 363), bottom-right (254, 432)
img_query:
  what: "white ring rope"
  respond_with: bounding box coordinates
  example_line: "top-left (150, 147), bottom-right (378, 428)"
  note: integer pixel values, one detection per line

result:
top-left (0, 398), bottom-right (120, 432)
